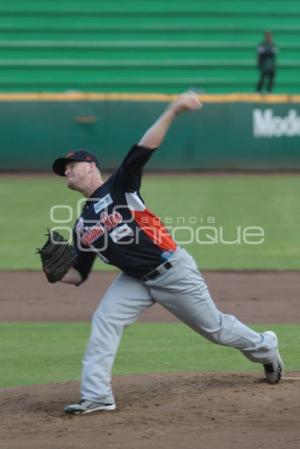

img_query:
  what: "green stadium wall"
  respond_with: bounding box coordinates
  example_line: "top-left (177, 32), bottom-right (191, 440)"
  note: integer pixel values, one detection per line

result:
top-left (1, 94), bottom-right (300, 170)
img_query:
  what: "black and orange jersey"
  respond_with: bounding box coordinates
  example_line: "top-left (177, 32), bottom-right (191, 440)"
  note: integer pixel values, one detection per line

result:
top-left (73, 145), bottom-right (177, 280)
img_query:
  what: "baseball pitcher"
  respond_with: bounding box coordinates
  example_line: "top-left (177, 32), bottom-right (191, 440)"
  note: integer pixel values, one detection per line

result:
top-left (38, 92), bottom-right (283, 415)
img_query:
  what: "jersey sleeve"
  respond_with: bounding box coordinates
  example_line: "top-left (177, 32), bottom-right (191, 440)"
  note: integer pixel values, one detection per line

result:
top-left (116, 144), bottom-right (156, 192)
top-left (72, 230), bottom-right (97, 283)
top-left (73, 250), bottom-right (96, 283)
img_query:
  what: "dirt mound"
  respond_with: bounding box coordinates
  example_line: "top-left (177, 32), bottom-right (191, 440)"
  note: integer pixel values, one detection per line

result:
top-left (0, 372), bottom-right (299, 449)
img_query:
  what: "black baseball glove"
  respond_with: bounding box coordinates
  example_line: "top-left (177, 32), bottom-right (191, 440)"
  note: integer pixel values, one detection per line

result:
top-left (37, 229), bottom-right (77, 283)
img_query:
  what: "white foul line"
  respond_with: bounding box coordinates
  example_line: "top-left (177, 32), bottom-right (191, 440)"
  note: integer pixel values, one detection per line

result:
top-left (282, 376), bottom-right (300, 381)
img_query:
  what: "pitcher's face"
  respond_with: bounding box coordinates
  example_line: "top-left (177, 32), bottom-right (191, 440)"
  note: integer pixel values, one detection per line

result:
top-left (64, 161), bottom-right (93, 191)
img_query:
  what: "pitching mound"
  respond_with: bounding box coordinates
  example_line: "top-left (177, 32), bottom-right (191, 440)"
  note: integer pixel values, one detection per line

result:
top-left (0, 372), bottom-right (299, 449)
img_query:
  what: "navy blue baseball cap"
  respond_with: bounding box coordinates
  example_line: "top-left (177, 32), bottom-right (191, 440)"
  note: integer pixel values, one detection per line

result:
top-left (52, 150), bottom-right (101, 176)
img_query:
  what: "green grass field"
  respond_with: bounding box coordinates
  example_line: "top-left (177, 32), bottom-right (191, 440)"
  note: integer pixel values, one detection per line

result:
top-left (0, 322), bottom-right (298, 389)
top-left (1, 174), bottom-right (300, 270)
top-left (0, 173), bottom-right (299, 388)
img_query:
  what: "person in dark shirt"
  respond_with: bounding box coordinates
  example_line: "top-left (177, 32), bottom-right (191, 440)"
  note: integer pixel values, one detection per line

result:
top-left (50, 91), bottom-right (283, 415)
top-left (256, 31), bottom-right (278, 93)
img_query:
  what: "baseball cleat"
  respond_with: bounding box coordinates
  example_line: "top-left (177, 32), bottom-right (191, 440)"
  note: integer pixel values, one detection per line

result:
top-left (263, 331), bottom-right (283, 384)
top-left (64, 399), bottom-right (116, 415)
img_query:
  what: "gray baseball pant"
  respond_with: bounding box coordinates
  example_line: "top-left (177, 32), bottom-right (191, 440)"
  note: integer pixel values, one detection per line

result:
top-left (80, 247), bottom-right (278, 404)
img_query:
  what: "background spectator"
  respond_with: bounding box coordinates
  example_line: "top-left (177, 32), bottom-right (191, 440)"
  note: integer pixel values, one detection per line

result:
top-left (256, 31), bottom-right (278, 93)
